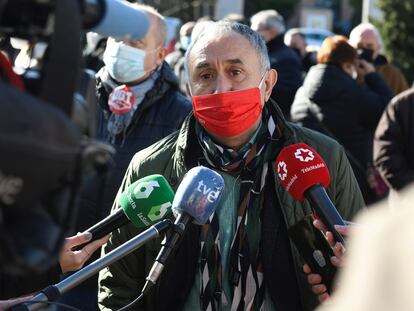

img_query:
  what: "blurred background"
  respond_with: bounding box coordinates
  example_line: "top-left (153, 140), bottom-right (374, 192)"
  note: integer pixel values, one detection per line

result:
top-left (132, 0), bottom-right (413, 86)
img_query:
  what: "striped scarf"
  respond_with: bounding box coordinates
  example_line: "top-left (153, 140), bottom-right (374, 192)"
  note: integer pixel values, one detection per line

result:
top-left (196, 108), bottom-right (282, 310)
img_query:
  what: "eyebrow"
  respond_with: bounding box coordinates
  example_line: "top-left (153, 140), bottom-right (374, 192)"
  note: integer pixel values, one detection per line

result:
top-left (194, 58), bottom-right (244, 70)
top-left (226, 58), bottom-right (244, 65)
top-left (195, 61), bottom-right (210, 70)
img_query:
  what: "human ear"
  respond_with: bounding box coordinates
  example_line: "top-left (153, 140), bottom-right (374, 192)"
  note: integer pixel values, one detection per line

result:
top-left (156, 46), bottom-right (168, 66)
top-left (263, 69), bottom-right (277, 102)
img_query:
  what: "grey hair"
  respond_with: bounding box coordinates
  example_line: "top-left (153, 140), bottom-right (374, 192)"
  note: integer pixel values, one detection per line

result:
top-left (284, 28), bottom-right (305, 46)
top-left (349, 23), bottom-right (383, 52)
top-left (184, 21), bottom-right (271, 85)
top-left (250, 10), bottom-right (286, 35)
top-left (133, 3), bottom-right (167, 46)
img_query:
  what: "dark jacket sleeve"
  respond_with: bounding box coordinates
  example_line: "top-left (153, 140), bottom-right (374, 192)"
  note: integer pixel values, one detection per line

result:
top-left (357, 72), bottom-right (393, 128)
top-left (270, 50), bottom-right (303, 116)
top-left (374, 90), bottom-right (414, 190)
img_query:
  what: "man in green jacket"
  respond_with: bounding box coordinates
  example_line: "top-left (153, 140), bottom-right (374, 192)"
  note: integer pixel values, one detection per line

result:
top-left (98, 21), bottom-right (365, 311)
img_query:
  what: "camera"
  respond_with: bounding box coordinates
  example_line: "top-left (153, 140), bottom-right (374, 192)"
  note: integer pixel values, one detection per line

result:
top-left (357, 48), bottom-right (374, 63)
top-left (0, 0), bottom-right (149, 294)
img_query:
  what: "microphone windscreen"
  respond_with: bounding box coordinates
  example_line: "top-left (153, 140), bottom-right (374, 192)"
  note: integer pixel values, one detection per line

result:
top-left (118, 175), bottom-right (174, 228)
top-left (172, 166), bottom-right (224, 225)
top-left (91, 0), bottom-right (150, 41)
top-left (275, 143), bottom-right (330, 200)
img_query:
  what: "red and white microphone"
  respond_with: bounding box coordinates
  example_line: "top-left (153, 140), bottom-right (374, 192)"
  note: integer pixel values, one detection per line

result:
top-left (275, 143), bottom-right (346, 244)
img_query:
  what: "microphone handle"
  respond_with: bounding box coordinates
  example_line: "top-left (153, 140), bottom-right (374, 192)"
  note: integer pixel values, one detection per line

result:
top-left (142, 213), bottom-right (191, 294)
top-left (13, 219), bottom-right (173, 311)
top-left (156, 213), bottom-right (191, 265)
top-left (73, 208), bottom-right (129, 251)
top-left (305, 185), bottom-right (346, 244)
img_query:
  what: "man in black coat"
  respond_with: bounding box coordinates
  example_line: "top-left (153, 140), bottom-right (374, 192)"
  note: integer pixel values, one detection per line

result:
top-left (250, 10), bottom-right (303, 117)
top-left (374, 87), bottom-right (414, 191)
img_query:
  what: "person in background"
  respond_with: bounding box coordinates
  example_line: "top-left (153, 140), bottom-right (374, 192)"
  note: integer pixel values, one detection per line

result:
top-left (83, 32), bottom-right (107, 73)
top-left (66, 4), bottom-right (191, 310)
top-left (284, 29), bottom-right (317, 74)
top-left (374, 87), bottom-right (414, 192)
top-left (290, 35), bottom-right (393, 205)
top-left (222, 13), bottom-right (248, 25)
top-left (165, 21), bottom-right (196, 94)
top-left (98, 21), bottom-right (364, 311)
top-left (349, 23), bottom-right (409, 95)
top-left (250, 9), bottom-right (302, 118)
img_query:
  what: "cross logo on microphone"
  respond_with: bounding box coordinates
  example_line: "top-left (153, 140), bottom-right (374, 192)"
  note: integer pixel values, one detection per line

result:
top-left (277, 161), bottom-right (288, 181)
top-left (294, 148), bottom-right (315, 162)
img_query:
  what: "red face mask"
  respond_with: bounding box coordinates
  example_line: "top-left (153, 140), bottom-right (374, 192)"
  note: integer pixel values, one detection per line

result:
top-left (192, 85), bottom-right (264, 138)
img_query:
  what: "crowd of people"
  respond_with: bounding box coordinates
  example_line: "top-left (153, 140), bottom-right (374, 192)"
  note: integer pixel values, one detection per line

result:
top-left (1, 2), bottom-right (413, 311)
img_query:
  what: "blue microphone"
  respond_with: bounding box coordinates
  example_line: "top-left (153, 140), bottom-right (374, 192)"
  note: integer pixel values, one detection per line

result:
top-left (142, 166), bottom-right (224, 293)
top-left (86, 0), bottom-right (150, 41)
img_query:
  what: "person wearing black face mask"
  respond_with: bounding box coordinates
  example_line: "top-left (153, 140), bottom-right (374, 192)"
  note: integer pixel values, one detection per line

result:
top-left (291, 35), bottom-right (393, 205)
top-left (349, 23), bottom-right (409, 96)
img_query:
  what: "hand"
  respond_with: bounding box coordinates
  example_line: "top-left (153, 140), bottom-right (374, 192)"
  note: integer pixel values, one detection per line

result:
top-left (0, 295), bottom-right (32, 310)
top-left (59, 232), bottom-right (109, 273)
top-left (302, 219), bottom-right (355, 303)
top-left (356, 59), bottom-right (375, 76)
top-left (312, 219), bottom-right (348, 267)
top-left (303, 264), bottom-right (330, 303)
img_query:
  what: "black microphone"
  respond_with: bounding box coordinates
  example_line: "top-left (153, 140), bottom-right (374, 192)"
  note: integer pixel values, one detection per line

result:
top-left (142, 166), bottom-right (225, 294)
top-left (275, 143), bottom-right (346, 244)
top-left (75, 175), bottom-right (174, 250)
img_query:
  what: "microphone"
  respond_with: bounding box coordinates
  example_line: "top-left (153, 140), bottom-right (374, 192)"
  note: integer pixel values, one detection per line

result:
top-left (275, 143), bottom-right (346, 244)
top-left (0, 0), bottom-right (150, 41)
top-left (77, 174), bottom-right (174, 248)
top-left (83, 0), bottom-right (150, 40)
top-left (142, 166), bottom-right (224, 294)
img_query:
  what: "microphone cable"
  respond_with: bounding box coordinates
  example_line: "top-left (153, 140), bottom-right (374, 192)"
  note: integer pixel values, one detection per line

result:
top-left (116, 293), bottom-right (144, 311)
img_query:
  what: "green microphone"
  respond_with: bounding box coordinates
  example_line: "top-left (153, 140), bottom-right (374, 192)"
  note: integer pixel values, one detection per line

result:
top-left (80, 175), bottom-right (174, 245)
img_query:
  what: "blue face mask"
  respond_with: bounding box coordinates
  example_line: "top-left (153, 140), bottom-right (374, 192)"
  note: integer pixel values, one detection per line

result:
top-left (180, 35), bottom-right (191, 51)
top-left (103, 39), bottom-right (157, 83)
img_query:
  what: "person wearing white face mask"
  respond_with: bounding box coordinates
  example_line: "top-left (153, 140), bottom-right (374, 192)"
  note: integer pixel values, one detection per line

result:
top-left (165, 21), bottom-right (196, 95)
top-left (291, 35), bottom-right (393, 206)
top-left (61, 4), bottom-right (191, 311)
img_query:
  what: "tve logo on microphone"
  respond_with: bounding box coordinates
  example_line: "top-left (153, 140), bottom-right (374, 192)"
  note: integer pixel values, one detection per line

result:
top-left (275, 143), bottom-right (330, 201)
top-left (196, 180), bottom-right (221, 203)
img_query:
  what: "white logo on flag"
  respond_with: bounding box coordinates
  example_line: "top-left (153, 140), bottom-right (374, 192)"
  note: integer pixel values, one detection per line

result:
top-left (294, 148), bottom-right (314, 162)
top-left (277, 161), bottom-right (288, 181)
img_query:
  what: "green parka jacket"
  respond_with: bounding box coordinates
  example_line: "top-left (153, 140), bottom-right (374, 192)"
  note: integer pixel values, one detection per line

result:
top-left (98, 101), bottom-right (365, 311)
